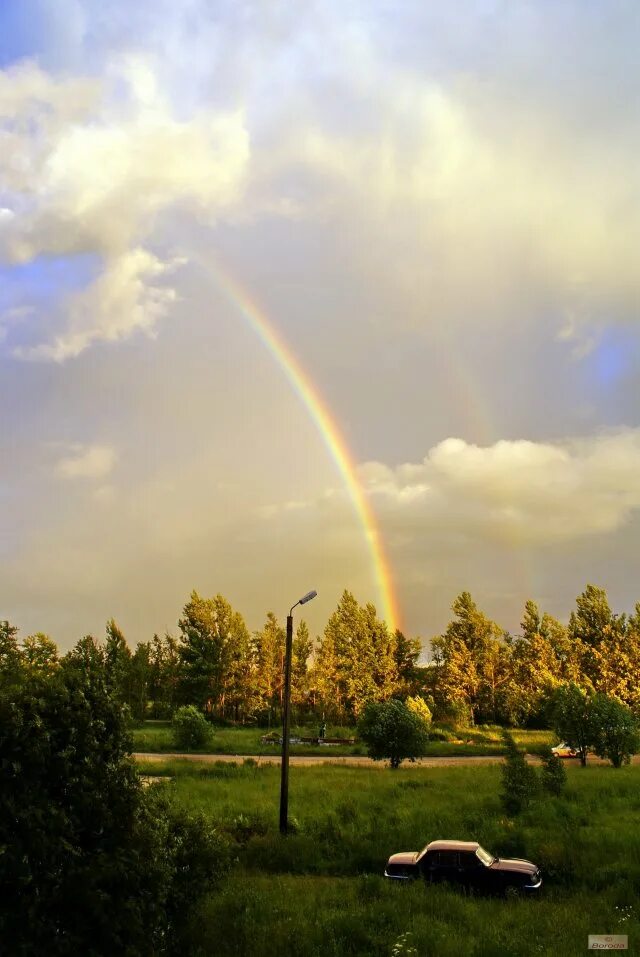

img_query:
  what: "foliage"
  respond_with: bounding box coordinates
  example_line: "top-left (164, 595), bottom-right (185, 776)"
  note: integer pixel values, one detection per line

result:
top-left (588, 693), bottom-right (640, 767)
top-left (172, 704), bottom-right (214, 750)
top-left (357, 699), bottom-right (430, 769)
top-left (405, 695), bottom-right (432, 727)
top-left (499, 731), bottom-right (539, 815)
top-left (178, 591), bottom-right (253, 719)
top-left (431, 592), bottom-right (510, 725)
top-left (313, 591), bottom-right (419, 721)
top-left (0, 639), bottom-right (230, 956)
top-left (142, 759), bottom-right (640, 957)
top-left (548, 683), bottom-right (593, 766)
top-left (539, 746), bottom-right (567, 796)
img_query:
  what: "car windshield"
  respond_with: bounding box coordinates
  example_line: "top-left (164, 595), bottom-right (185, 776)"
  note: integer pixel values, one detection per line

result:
top-left (476, 846), bottom-right (496, 866)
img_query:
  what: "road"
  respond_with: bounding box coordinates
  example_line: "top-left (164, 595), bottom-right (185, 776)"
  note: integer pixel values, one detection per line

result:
top-left (133, 751), bottom-right (640, 767)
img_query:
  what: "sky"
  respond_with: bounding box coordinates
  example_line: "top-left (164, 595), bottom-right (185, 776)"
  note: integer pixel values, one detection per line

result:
top-left (2, 1), bottom-right (640, 651)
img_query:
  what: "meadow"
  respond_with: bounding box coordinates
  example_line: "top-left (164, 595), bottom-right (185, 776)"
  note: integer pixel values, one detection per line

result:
top-left (131, 721), bottom-right (554, 758)
top-left (137, 758), bottom-right (640, 956)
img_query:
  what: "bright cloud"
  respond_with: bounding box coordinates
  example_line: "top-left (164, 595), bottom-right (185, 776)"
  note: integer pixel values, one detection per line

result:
top-left (357, 431), bottom-right (640, 546)
top-left (0, 59), bottom-right (249, 358)
top-left (54, 444), bottom-right (117, 479)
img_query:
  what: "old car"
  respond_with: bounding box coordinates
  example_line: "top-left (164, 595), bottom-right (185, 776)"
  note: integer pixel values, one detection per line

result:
top-left (551, 742), bottom-right (579, 758)
top-left (384, 840), bottom-right (542, 894)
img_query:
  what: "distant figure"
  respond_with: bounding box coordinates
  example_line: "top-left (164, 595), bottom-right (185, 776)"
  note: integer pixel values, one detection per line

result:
top-left (319, 721), bottom-right (327, 740)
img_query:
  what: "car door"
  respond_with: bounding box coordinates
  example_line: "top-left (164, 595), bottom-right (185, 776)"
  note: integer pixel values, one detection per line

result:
top-left (457, 851), bottom-right (484, 892)
top-left (428, 850), bottom-right (460, 885)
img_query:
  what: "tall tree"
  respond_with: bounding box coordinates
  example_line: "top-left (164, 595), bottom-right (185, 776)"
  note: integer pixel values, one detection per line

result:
top-left (432, 592), bottom-right (508, 724)
top-left (21, 633), bottom-right (58, 673)
top-left (291, 619), bottom-right (313, 711)
top-left (252, 612), bottom-right (285, 721)
top-left (505, 601), bottom-right (562, 724)
top-left (178, 592), bottom-right (252, 719)
top-left (149, 632), bottom-right (180, 717)
top-left (104, 619), bottom-right (132, 703)
top-left (128, 641), bottom-right (152, 722)
top-left (313, 591), bottom-right (397, 719)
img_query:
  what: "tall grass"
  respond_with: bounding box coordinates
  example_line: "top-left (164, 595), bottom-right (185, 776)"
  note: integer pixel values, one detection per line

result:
top-left (131, 721), bottom-right (554, 757)
top-left (142, 760), bottom-right (640, 955)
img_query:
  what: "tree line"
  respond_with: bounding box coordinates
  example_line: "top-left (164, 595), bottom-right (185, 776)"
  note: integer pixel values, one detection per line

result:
top-left (2, 582), bottom-right (639, 727)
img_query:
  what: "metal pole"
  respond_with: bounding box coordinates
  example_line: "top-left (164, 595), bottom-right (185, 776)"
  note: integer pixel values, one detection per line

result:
top-left (279, 612), bottom-right (294, 834)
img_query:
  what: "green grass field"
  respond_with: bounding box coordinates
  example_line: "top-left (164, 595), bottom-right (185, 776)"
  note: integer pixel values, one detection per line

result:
top-left (131, 721), bottom-right (554, 758)
top-left (138, 758), bottom-right (640, 955)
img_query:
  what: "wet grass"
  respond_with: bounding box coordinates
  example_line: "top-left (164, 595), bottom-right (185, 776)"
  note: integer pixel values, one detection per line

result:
top-left (131, 721), bottom-right (554, 758)
top-left (141, 759), bottom-right (640, 955)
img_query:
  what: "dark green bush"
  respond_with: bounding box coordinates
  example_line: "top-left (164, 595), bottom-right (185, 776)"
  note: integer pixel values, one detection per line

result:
top-left (540, 746), bottom-right (567, 796)
top-left (171, 705), bottom-right (214, 750)
top-left (357, 699), bottom-right (430, 769)
top-left (500, 731), bottom-right (539, 815)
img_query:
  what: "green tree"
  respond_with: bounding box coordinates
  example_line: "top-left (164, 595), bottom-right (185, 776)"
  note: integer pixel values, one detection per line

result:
top-left (252, 612), bottom-right (285, 722)
top-left (540, 746), bottom-right (567, 796)
top-left (569, 584), bottom-right (616, 648)
top-left (178, 591), bottom-right (252, 719)
top-left (0, 652), bottom-right (230, 955)
top-left (314, 592), bottom-right (398, 720)
top-left (104, 618), bottom-right (132, 703)
top-left (149, 632), bottom-right (180, 717)
top-left (392, 629), bottom-right (422, 696)
top-left (589, 693), bottom-right (640, 768)
top-left (432, 592), bottom-right (508, 724)
top-left (0, 619), bottom-right (22, 678)
top-left (172, 705), bottom-right (214, 750)
top-left (500, 731), bottom-right (539, 814)
top-left (549, 683), bottom-right (593, 766)
top-left (21, 633), bottom-right (58, 673)
top-left (129, 641), bottom-right (152, 722)
top-left (506, 601), bottom-right (562, 725)
top-left (406, 695), bottom-right (432, 727)
top-left (291, 619), bottom-right (313, 712)
top-left (357, 698), bottom-right (430, 769)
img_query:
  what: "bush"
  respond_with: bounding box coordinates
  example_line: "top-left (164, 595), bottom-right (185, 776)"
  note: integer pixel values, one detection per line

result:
top-left (500, 731), bottom-right (539, 815)
top-left (357, 699), bottom-right (430, 769)
top-left (172, 705), bottom-right (214, 750)
top-left (406, 695), bottom-right (432, 728)
top-left (0, 656), bottom-right (230, 956)
top-left (589, 693), bottom-right (640, 767)
top-left (540, 746), bottom-right (567, 796)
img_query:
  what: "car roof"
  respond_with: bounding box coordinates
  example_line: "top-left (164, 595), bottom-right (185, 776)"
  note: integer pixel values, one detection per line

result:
top-left (425, 840), bottom-right (480, 852)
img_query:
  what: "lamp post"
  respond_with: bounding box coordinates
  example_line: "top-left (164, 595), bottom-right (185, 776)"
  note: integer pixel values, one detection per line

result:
top-left (280, 589), bottom-right (317, 834)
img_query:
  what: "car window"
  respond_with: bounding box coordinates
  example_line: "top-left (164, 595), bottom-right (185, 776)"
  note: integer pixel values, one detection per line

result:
top-left (459, 852), bottom-right (479, 870)
top-left (438, 851), bottom-right (458, 867)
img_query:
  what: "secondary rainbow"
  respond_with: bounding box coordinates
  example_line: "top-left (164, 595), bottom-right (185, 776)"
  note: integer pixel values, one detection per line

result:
top-left (200, 256), bottom-right (401, 633)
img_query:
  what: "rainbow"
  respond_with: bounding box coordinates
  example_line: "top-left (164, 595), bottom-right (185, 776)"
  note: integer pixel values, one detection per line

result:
top-left (198, 256), bottom-right (401, 633)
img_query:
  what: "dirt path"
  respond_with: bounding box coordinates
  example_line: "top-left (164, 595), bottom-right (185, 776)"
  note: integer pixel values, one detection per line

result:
top-left (135, 752), bottom-right (523, 768)
top-left (133, 751), bottom-right (640, 768)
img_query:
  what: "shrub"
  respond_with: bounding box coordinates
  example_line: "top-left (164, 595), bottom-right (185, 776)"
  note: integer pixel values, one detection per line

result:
top-left (357, 699), bottom-right (430, 769)
top-left (406, 695), bottom-right (433, 728)
top-left (500, 731), bottom-right (539, 815)
top-left (589, 693), bottom-right (640, 767)
top-left (540, 745), bottom-right (567, 796)
top-left (172, 705), bottom-right (214, 750)
top-left (0, 657), bottom-right (230, 955)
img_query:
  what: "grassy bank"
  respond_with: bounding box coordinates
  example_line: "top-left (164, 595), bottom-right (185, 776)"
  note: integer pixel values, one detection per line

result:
top-left (140, 759), bottom-right (640, 955)
top-left (131, 721), bottom-right (554, 757)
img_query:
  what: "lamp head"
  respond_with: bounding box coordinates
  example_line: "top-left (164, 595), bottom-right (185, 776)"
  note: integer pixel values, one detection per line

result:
top-left (298, 590), bottom-right (317, 605)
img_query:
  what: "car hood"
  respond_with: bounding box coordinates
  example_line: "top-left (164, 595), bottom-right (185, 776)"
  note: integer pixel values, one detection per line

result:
top-left (387, 852), bottom-right (418, 866)
top-left (490, 857), bottom-right (538, 876)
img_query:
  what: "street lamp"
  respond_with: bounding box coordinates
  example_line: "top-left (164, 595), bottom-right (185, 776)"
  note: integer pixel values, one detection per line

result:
top-left (280, 589), bottom-right (317, 834)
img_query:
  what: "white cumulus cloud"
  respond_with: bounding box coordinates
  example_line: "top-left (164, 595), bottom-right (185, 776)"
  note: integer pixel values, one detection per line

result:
top-left (54, 444), bottom-right (117, 480)
top-left (358, 431), bottom-right (640, 545)
top-left (0, 58), bottom-right (250, 358)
